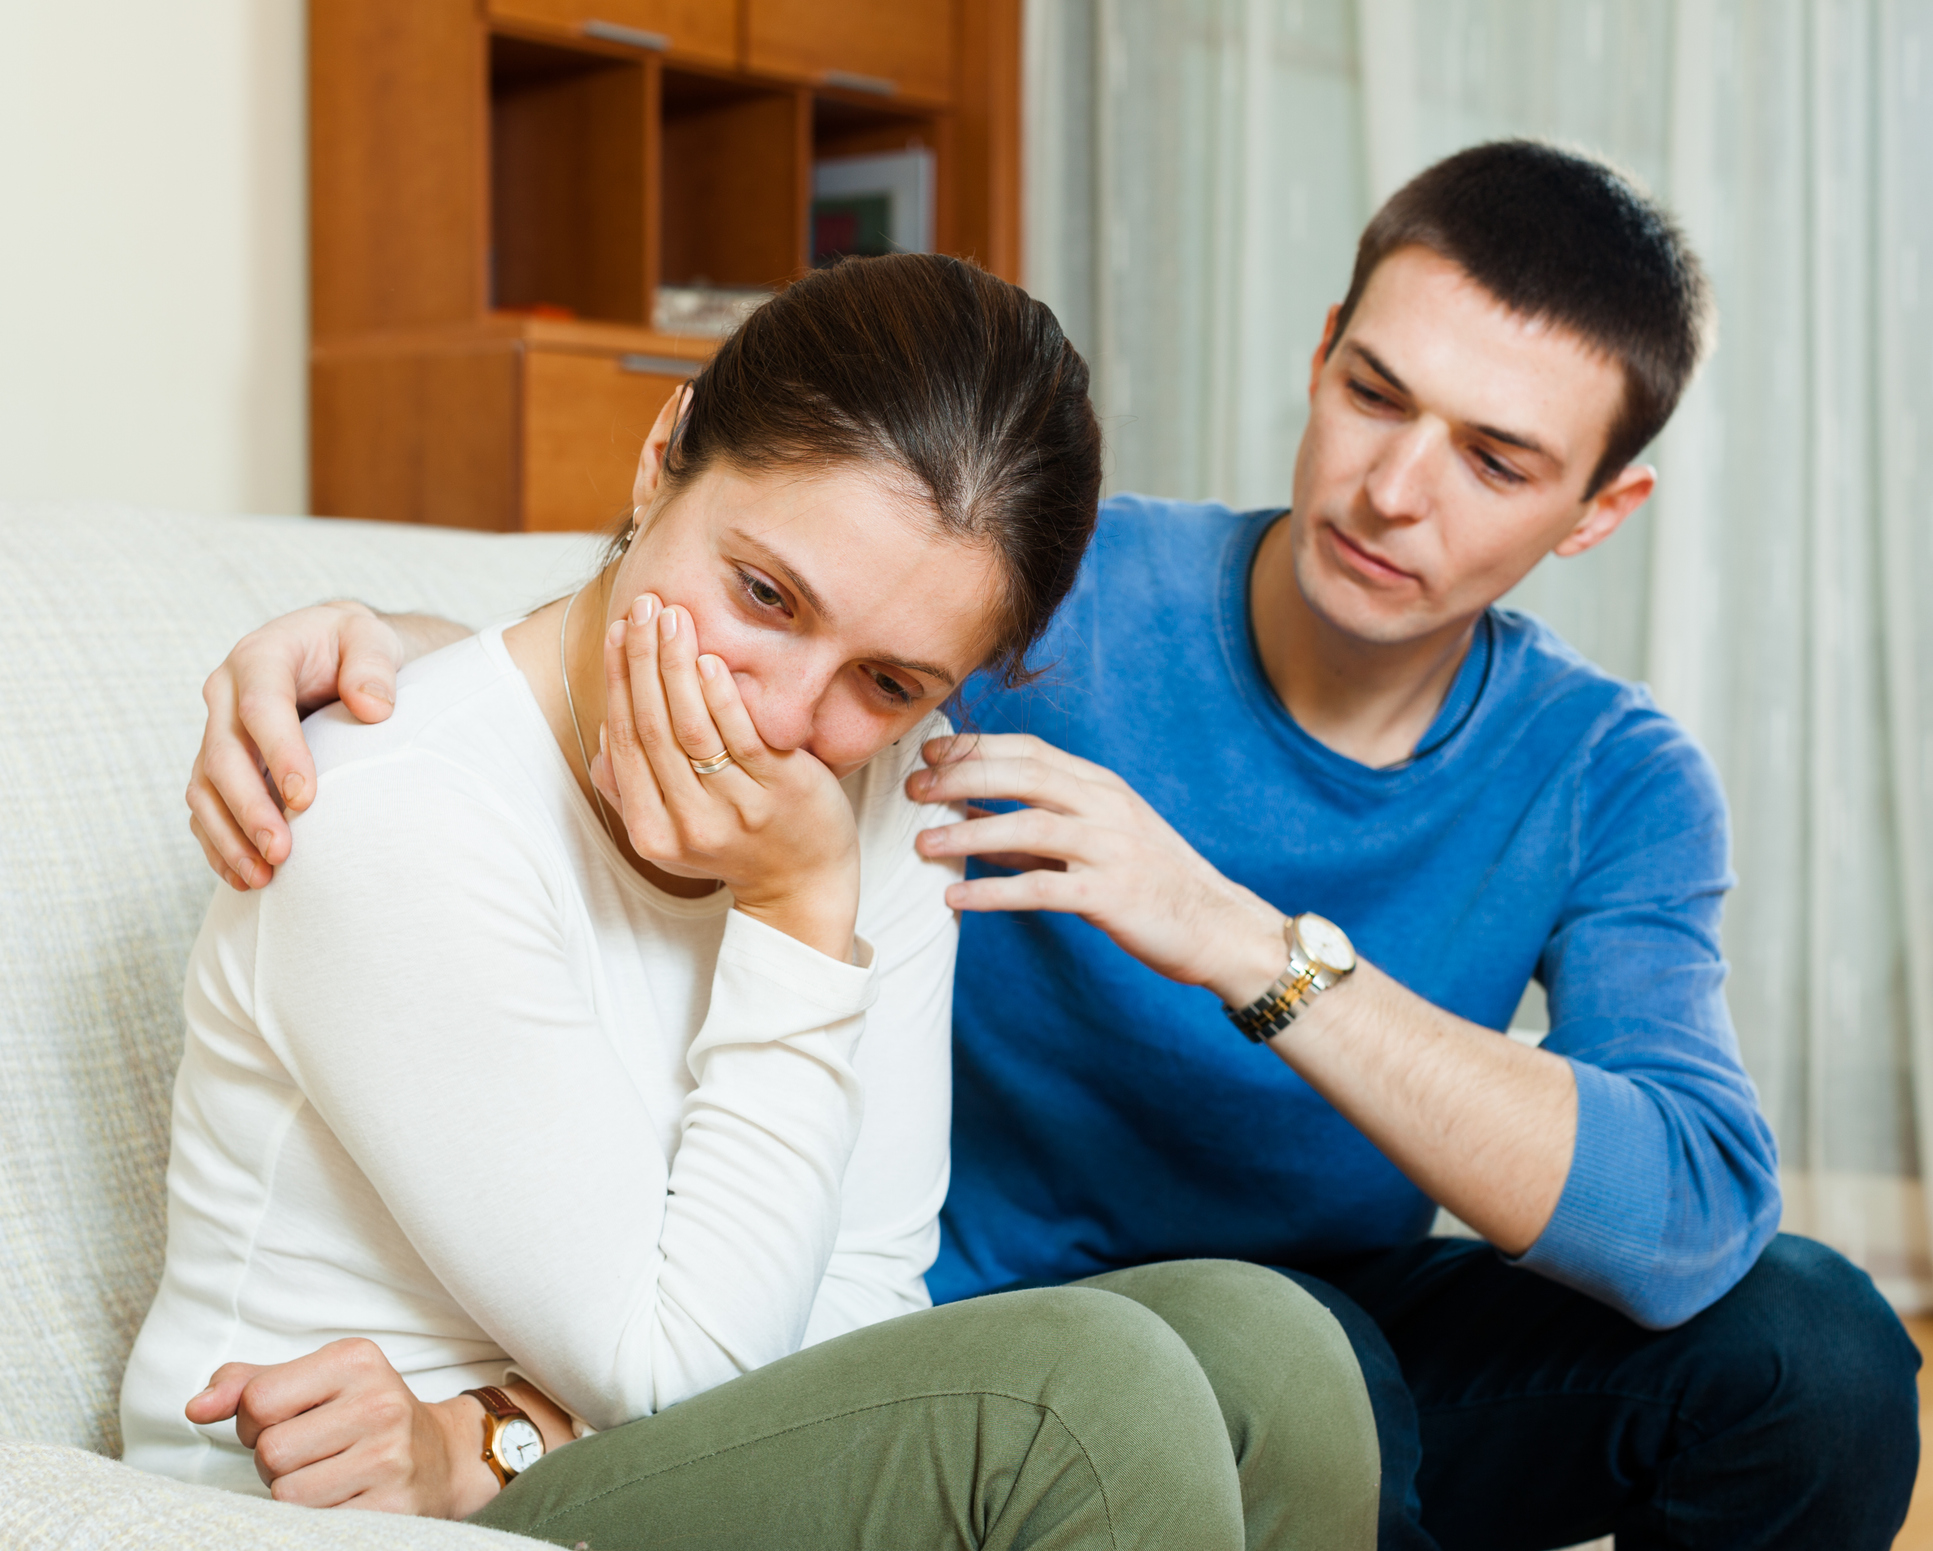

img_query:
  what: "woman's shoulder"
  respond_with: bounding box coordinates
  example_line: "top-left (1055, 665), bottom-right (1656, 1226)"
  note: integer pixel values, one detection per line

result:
top-left (292, 630), bottom-right (566, 876)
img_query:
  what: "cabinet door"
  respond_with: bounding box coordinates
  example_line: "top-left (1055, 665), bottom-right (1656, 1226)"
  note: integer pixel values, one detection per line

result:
top-left (747, 0), bottom-right (954, 103)
top-left (487, 0), bottom-right (734, 69)
top-left (522, 349), bottom-right (700, 532)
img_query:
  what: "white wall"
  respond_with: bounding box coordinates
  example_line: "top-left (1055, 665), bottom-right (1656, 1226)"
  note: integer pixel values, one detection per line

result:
top-left (0, 0), bottom-right (307, 515)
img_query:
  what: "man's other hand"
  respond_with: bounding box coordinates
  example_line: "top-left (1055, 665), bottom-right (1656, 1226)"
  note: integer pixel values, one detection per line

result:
top-left (908, 733), bottom-right (1289, 1007)
top-left (186, 601), bottom-right (413, 891)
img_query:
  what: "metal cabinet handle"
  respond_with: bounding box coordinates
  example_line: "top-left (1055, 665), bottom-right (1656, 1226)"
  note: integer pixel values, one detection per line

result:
top-left (619, 353), bottom-right (699, 377)
top-left (583, 19), bottom-right (671, 51)
top-left (822, 69), bottom-right (896, 96)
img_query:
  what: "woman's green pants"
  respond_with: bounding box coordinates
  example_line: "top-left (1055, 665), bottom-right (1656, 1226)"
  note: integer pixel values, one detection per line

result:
top-left (468, 1259), bottom-right (1379, 1551)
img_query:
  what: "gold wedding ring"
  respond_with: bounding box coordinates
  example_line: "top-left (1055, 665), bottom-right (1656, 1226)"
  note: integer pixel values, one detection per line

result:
top-left (689, 749), bottom-right (735, 776)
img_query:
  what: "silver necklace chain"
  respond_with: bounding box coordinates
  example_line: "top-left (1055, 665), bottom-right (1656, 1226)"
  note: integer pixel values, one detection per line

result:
top-left (559, 583), bottom-right (622, 851)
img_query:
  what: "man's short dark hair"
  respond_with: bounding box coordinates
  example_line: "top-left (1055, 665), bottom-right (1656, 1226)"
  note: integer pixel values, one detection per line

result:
top-left (1332, 139), bottom-right (1714, 495)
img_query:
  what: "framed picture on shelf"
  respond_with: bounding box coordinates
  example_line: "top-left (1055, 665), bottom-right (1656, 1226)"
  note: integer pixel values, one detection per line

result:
top-left (811, 148), bottom-right (936, 266)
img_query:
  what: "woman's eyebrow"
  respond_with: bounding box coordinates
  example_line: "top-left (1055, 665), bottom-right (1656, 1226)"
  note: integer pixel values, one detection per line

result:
top-left (731, 530), bottom-right (832, 619)
top-left (729, 528), bottom-right (958, 688)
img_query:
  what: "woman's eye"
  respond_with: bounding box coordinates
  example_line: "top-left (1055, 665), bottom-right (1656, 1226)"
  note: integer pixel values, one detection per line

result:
top-left (737, 569), bottom-right (788, 613)
top-left (868, 669), bottom-right (914, 706)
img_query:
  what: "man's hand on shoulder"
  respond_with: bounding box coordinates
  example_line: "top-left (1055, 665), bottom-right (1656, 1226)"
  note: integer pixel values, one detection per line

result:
top-left (908, 732), bottom-right (1287, 1005)
top-left (187, 603), bottom-right (468, 891)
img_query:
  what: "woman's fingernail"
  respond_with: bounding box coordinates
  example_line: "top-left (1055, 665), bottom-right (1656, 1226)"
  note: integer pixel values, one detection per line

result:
top-left (608, 618), bottom-right (625, 645)
top-left (281, 771), bottom-right (304, 803)
top-left (698, 654), bottom-right (720, 681)
top-left (360, 682), bottom-right (393, 708)
top-left (254, 831), bottom-right (274, 857)
top-left (659, 607), bottom-right (677, 640)
top-left (598, 723), bottom-right (608, 757)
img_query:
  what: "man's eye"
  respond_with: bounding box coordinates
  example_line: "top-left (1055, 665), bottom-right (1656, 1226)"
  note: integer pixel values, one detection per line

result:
top-left (1348, 379), bottom-right (1393, 409)
top-left (1474, 448), bottom-right (1525, 485)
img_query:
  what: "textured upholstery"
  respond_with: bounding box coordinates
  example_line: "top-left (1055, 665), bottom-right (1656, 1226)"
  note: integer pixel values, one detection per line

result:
top-left (0, 502), bottom-right (594, 1543)
top-left (0, 1443), bottom-right (540, 1549)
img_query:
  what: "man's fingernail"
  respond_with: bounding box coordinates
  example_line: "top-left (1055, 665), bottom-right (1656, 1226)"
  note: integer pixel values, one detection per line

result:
top-left (254, 831), bottom-right (274, 857)
top-left (281, 771), bottom-right (304, 803)
top-left (698, 654), bottom-right (720, 681)
top-left (659, 607), bottom-right (677, 640)
top-left (360, 682), bottom-right (393, 707)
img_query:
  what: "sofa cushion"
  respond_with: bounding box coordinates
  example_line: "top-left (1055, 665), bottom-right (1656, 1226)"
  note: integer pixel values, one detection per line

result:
top-left (0, 502), bottom-right (594, 1456)
top-left (0, 1441), bottom-right (543, 1549)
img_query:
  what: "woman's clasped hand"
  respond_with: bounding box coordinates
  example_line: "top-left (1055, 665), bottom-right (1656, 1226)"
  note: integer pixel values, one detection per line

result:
top-left (182, 1340), bottom-right (566, 1519)
top-left (591, 592), bottom-right (861, 962)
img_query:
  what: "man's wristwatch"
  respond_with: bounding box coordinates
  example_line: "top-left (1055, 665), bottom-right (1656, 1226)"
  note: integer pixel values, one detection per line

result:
top-left (462, 1386), bottom-right (546, 1486)
top-left (1224, 913), bottom-right (1357, 1043)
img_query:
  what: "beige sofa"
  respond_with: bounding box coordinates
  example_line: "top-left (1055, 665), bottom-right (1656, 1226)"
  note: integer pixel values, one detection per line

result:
top-left (0, 502), bottom-right (599, 1547)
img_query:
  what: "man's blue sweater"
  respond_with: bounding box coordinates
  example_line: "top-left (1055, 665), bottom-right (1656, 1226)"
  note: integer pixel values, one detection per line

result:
top-left (930, 495), bottom-right (1782, 1329)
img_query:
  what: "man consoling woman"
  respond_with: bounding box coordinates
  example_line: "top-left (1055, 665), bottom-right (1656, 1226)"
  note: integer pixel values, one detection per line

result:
top-left (122, 254), bottom-right (1380, 1548)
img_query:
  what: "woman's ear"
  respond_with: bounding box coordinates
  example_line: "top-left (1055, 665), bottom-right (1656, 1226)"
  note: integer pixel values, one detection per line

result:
top-left (633, 384), bottom-right (693, 509)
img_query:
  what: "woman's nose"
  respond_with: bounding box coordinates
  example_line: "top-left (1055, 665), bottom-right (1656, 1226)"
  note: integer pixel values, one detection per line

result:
top-left (735, 669), bottom-right (822, 752)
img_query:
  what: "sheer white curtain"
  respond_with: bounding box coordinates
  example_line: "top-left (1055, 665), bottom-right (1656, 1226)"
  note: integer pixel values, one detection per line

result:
top-left (1025, 0), bottom-right (1933, 1309)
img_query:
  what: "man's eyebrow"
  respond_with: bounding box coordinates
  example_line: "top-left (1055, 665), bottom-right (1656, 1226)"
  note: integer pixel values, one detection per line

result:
top-left (728, 528), bottom-right (958, 690)
top-left (1346, 342), bottom-right (1555, 463)
top-left (1346, 342), bottom-right (1411, 398)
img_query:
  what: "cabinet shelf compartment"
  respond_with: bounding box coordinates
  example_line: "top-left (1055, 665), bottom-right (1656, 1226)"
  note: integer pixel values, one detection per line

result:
top-left (490, 32), bottom-right (652, 325)
top-left (659, 68), bottom-right (808, 291)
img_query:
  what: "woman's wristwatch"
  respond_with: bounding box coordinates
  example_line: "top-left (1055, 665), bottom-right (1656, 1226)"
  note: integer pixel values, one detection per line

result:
top-left (1224, 913), bottom-right (1357, 1043)
top-left (463, 1386), bottom-right (546, 1486)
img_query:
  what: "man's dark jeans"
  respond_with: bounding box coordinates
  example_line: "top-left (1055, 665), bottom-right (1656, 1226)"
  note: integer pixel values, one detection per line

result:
top-left (1281, 1233), bottom-right (1920, 1549)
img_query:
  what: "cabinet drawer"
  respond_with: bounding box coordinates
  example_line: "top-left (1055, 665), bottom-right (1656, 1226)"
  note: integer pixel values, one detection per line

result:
top-left (487, 0), bottom-right (734, 69)
top-left (522, 348), bottom-right (699, 532)
top-left (746, 0), bottom-right (954, 103)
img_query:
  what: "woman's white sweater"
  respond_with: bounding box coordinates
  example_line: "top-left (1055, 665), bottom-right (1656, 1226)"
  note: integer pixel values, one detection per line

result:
top-left (121, 627), bottom-right (960, 1494)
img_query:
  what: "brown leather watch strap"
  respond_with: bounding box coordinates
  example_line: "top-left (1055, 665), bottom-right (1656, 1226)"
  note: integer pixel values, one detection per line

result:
top-left (464, 1385), bottom-right (521, 1421)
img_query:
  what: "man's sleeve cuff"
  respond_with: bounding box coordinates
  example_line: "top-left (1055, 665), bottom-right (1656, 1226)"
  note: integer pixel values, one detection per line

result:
top-left (1508, 1057), bottom-right (1670, 1315)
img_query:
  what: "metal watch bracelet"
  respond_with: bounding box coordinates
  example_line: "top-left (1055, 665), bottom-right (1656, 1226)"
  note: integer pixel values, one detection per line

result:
top-left (1224, 914), bottom-right (1353, 1043)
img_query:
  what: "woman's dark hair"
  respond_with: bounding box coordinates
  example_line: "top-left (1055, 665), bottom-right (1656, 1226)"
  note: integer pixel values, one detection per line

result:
top-left (1333, 139), bottom-right (1714, 495)
top-left (635, 253), bottom-right (1101, 687)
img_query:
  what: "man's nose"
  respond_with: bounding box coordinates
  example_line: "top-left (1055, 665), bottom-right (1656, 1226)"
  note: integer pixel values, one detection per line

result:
top-left (1362, 420), bottom-right (1440, 524)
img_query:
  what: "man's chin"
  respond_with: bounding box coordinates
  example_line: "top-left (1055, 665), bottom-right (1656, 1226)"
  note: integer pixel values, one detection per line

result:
top-left (1298, 569), bottom-right (1441, 649)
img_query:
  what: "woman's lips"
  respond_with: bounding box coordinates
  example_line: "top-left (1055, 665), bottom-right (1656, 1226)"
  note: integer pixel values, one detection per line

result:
top-left (1327, 525), bottom-right (1417, 585)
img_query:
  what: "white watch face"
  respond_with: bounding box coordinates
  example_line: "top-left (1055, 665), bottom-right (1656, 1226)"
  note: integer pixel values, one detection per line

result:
top-left (499, 1417), bottom-right (545, 1473)
top-left (1297, 914), bottom-right (1355, 974)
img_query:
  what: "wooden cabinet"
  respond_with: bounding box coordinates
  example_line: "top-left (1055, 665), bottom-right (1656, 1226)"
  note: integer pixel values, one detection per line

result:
top-left (523, 349), bottom-right (694, 532)
top-left (487, 0), bottom-right (735, 68)
top-left (311, 0), bottom-right (1020, 531)
top-left (746, 0), bottom-right (955, 104)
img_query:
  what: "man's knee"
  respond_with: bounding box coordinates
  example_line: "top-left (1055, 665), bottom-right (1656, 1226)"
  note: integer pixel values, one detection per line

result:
top-left (1685, 1234), bottom-right (1918, 1458)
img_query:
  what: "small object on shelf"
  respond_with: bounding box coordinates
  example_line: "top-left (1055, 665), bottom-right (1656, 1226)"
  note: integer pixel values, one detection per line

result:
top-left (811, 149), bottom-right (935, 267)
top-left (653, 283), bottom-right (773, 336)
top-left (497, 302), bottom-right (580, 320)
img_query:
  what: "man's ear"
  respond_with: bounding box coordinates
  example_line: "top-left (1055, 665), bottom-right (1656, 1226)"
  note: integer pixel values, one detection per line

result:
top-left (1553, 462), bottom-right (1656, 558)
top-left (632, 384), bottom-right (693, 510)
top-left (1308, 305), bottom-right (1342, 400)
